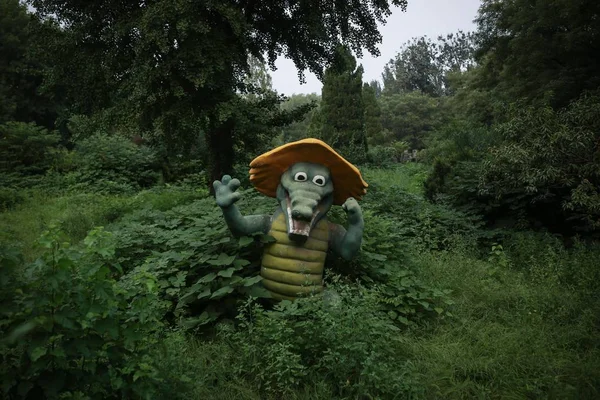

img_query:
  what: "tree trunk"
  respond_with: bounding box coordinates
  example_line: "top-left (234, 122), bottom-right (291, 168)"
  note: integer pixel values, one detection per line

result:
top-left (207, 117), bottom-right (236, 195)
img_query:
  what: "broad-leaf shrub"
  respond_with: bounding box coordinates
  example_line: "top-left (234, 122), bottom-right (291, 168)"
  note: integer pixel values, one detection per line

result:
top-left (421, 120), bottom-right (498, 215)
top-left (67, 134), bottom-right (160, 194)
top-left (326, 198), bottom-right (454, 325)
top-left (0, 226), bottom-right (165, 399)
top-left (223, 281), bottom-right (421, 398)
top-left (111, 190), bottom-right (273, 329)
top-left (480, 92), bottom-right (600, 232)
top-left (0, 122), bottom-right (63, 191)
top-left (367, 141), bottom-right (410, 166)
top-left (424, 92), bottom-right (600, 235)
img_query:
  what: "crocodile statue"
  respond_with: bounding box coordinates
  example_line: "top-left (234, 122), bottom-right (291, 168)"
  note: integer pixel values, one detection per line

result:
top-left (213, 138), bottom-right (368, 300)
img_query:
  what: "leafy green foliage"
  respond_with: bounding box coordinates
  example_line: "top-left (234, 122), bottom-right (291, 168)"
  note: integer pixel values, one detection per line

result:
top-left (475, 0), bottom-right (600, 109)
top-left (410, 233), bottom-right (600, 399)
top-left (0, 188), bottom-right (25, 211)
top-left (2, 162), bottom-right (600, 399)
top-left (379, 92), bottom-right (448, 149)
top-left (316, 45), bottom-right (368, 163)
top-left (278, 93), bottom-right (321, 143)
top-left (0, 121), bottom-right (60, 176)
top-left (231, 91), bottom-right (316, 168)
top-left (421, 120), bottom-right (499, 214)
top-left (366, 141), bottom-right (409, 167)
top-left (479, 92), bottom-right (600, 232)
top-left (361, 176), bottom-right (485, 252)
top-left (0, 0), bottom-right (58, 128)
top-left (382, 32), bottom-right (475, 97)
top-left (223, 283), bottom-right (421, 398)
top-left (0, 226), bottom-right (165, 399)
top-left (362, 82), bottom-right (384, 147)
top-left (110, 191), bottom-right (274, 329)
top-left (66, 134), bottom-right (160, 194)
top-left (30, 0), bottom-right (408, 188)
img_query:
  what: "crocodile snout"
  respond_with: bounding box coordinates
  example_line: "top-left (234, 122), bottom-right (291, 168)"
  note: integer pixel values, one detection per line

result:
top-left (291, 207), bottom-right (313, 221)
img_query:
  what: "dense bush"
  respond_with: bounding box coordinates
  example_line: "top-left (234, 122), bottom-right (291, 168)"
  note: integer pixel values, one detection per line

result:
top-left (422, 92), bottom-right (600, 236)
top-left (0, 226), bottom-right (166, 399)
top-left (362, 178), bottom-right (486, 251)
top-left (66, 134), bottom-right (161, 194)
top-left (2, 163), bottom-right (600, 399)
top-left (479, 92), bottom-right (600, 233)
top-left (0, 121), bottom-right (60, 176)
top-left (223, 282), bottom-right (421, 398)
top-left (109, 190), bottom-right (274, 329)
top-left (0, 188), bottom-right (25, 210)
top-left (367, 141), bottom-right (409, 166)
top-left (97, 170), bottom-right (454, 330)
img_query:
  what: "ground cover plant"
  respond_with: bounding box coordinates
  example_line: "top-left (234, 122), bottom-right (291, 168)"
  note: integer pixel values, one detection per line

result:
top-left (2, 163), bottom-right (599, 399)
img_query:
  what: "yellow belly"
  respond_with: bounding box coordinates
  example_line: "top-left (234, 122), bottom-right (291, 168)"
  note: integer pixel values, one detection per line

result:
top-left (261, 212), bottom-right (329, 300)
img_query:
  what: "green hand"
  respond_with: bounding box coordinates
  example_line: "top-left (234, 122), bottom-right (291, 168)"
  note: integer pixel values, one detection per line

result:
top-left (213, 175), bottom-right (242, 208)
top-left (342, 197), bottom-right (363, 226)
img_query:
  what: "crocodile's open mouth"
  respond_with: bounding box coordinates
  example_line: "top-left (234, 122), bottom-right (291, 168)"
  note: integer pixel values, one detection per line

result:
top-left (285, 191), bottom-right (320, 243)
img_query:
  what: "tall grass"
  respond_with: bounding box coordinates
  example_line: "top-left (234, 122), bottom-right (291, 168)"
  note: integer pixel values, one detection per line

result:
top-left (0, 185), bottom-right (207, 260)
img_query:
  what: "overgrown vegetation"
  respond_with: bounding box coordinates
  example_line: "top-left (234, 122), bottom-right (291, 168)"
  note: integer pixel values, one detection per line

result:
top-left (2, 164), bottom-right (599, 399)
top-left (2, 0), bottom-right (600, 398)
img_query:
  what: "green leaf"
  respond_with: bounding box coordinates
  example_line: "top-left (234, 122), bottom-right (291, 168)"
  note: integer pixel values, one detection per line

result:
top-left (95, 318), bottom-right (120, 338)
top-left (169, 271), bottom-right (187, 287)
top-left (182, 312), bottom-right (216, 329)
top-left (217, 267), bottom-right (235, 278)
top-left (434, 307), bottom-right (444, 314)
top-left (30, 346), bottom-right (47, 361)
top-left (197, 288), bottom-right (211, 299)
top-left (418, 301), bottom-right (430, 309)
top-left (243, 275), bottom-right (263, 286)
top-left (56, 257), bottom-right (74, 271)
top-left (213, 237), bottom-right (230, 245)
top-left (260, 234), bottom-right (277, 244)
top-left (238, 236), bottom-right (254, 247)
top-left (233, 259), bottom-right (251, 268)
top-left (6, 320), bottom-right (37, 344)
top-left (207, 253), bottom-right (236, 266)
top-left (196, 272), bottom-right (217, 284)
top-left (364, 251), bottom-right (387, 261)
top-left (210, 285), bottom-right (234, 299)
top-left (245, 285), bottom-right (272, 298)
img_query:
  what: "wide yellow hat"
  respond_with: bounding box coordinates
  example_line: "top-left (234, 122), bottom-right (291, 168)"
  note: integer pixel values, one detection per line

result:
top-left (249, 138), bottom-right (368, 205)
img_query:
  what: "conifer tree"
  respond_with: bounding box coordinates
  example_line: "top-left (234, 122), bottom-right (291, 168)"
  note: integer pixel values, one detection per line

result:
top-left (362, 82), bottom-right (383, 145)
top-left (318, 46), bottom-right (368, 163)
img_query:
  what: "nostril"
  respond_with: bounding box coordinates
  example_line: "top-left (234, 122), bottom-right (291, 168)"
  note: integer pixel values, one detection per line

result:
top-left (291, 209), bottom-right (312, 221)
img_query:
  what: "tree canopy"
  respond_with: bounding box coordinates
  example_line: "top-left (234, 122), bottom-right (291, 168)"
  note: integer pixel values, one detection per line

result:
top-left (474, 0), bottom-right (600, 108)
top-left (382, 32), bottom-right (475, 97)
top-left (28, 0), bottom-right (408, 182)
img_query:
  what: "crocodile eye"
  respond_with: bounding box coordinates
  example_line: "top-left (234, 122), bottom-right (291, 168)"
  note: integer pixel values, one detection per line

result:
top-left (294, 172), bottom-right (308, 182)
top-left (312, 175), bottom-right (326, 186)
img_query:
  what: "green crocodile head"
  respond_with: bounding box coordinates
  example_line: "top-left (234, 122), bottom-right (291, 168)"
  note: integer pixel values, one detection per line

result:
top-left (276, 162), bottom-right (333, 243)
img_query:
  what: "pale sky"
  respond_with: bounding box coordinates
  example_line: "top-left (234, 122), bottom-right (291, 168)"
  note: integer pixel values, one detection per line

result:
top-left (271, 0), bottom-right (482, 96)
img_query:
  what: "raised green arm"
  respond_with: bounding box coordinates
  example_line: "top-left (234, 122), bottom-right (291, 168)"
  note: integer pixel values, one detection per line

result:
top-left (213, 175), bottom-right (270, 237)
top-left (329, 197), bottom-right (364, 260)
